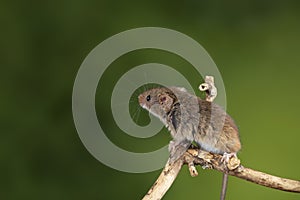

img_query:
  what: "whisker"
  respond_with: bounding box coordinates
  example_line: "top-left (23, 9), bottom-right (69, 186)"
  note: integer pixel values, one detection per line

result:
top-left (135, 104), bottom-right (144, 125)
top-left (112, 101), bottom-right (129, 107)
top-left (131, 106), bottom-right (140, 123)
top-left (124, 76), bottom-right (139, 88)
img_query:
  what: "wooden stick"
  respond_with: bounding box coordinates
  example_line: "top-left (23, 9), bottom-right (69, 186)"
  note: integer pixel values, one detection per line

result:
top-left (142, 159), bottom-right (184, 200)
top-left (199, 75), bottom-right (217, 102)
top-left (142, 148), bottom-right (300, 200)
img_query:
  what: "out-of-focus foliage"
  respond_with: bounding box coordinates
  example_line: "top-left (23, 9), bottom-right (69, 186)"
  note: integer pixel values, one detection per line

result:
top-left (1, 0), bottom-right (300, 199)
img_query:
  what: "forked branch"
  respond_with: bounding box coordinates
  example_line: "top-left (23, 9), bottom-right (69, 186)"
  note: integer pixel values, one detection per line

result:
top-left (142, 148), bottom-right (300, 200)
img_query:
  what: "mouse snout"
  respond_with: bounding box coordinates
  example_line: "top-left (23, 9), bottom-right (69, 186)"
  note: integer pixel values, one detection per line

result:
top-left (138, 94), bottom-right (144, 105)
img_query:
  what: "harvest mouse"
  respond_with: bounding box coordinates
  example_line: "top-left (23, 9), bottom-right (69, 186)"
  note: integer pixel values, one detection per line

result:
top-left (138, 86), bottom-right (241, 200)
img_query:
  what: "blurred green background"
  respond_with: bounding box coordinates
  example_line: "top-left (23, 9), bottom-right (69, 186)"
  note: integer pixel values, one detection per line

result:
top-left (1, 0), bottom-right (300, 199)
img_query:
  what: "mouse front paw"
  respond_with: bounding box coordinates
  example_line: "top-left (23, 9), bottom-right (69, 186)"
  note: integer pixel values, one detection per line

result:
top-left (168, 140), bottom-right (191, 164)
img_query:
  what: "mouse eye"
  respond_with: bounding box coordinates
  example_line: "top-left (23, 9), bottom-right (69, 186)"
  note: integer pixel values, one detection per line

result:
top-left (146, 95), bottom-right (151, 101)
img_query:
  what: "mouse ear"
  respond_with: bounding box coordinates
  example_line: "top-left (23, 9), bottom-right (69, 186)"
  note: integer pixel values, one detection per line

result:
top-left (159, 93), bottom-right (173, 112)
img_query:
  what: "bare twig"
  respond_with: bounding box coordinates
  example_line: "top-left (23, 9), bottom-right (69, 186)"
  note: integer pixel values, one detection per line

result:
top-left (199, 76), bottom-right (217, 102)
top-left (142, 158), bottom-right (184, 200)
top-left (142, 148), bottom-right (300, 200)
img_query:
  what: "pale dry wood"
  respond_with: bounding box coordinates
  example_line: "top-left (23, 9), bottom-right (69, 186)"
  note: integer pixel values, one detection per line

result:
top-left (142, 159), bottom-right (184, 200)
top-left (189, 148), bottom-right (300, 193)
top-left (142, 148), bottom-right (300, 200)
top-left (199, 75), bottom-right (217, 102)
top-left (228, 166), bottom-right (300, 193)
